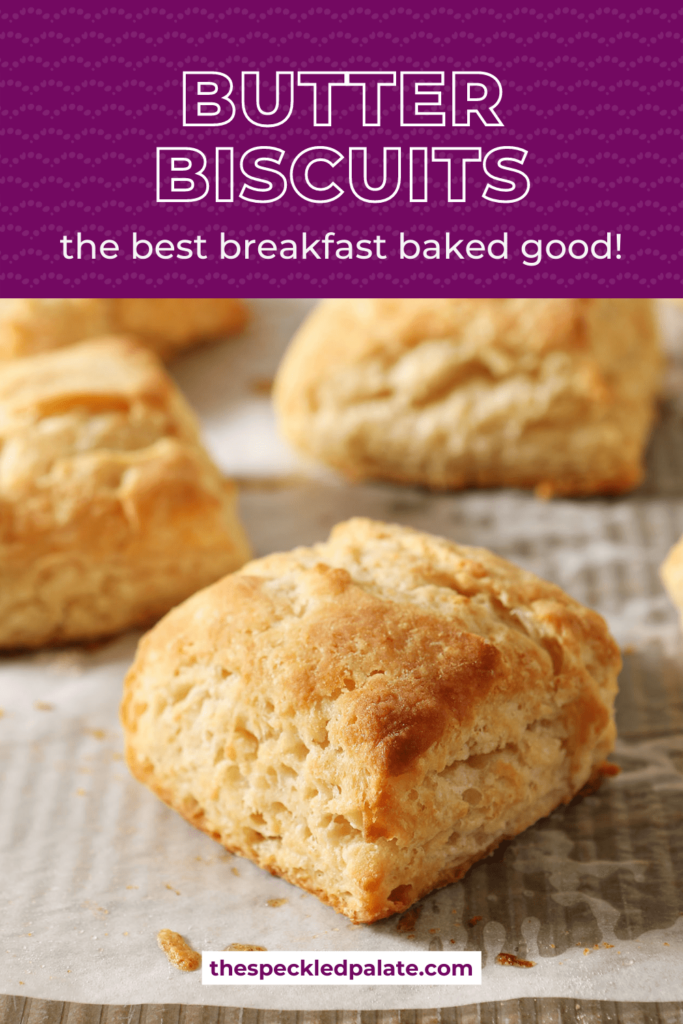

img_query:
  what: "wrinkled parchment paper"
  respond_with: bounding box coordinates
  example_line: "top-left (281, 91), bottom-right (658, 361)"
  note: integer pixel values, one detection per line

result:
top-left (1, 300), bottom-right (682, 1008)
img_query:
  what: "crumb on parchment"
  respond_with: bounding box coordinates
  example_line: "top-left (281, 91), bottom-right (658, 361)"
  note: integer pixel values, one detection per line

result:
top-left (266, 898), bottom-right (288, 907)
top-left (226, 943), bottom-right (268, 951)
top-left (496, 952), bottom-right (536, 968)
top-left (157, 929), bottom-right (201, 972)
top-left (397, 906), bottom-right (421, 932)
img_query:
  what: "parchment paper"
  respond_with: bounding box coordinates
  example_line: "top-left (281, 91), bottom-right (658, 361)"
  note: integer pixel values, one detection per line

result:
top-left (1, 300), bottom-right (681, 1008)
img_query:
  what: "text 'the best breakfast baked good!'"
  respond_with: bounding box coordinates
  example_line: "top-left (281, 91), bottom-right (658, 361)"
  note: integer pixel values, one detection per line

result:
top-left (0, 337), bottom-right (250, 649)
top-left (0, 297), bottom-right (248, 361)
top-left (122, 518), bottom-right (620, 923)
top-left (274, 298), bottom-right (660, 497)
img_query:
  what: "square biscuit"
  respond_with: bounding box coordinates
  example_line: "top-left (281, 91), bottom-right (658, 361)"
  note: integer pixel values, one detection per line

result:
top-left (0, 297), bottom-right (248, 361)
top-left (274, 298), bottom-right (661, 497)
top-left (0, 337), bottom-right (250, 648)
top-left (122, 518), bottom-right (620, 923)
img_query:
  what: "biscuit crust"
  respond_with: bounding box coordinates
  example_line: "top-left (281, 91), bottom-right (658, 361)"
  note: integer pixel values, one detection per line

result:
top-left (274, 298), bottom-right (661, 496)
top-left (122, 518), bottom-right (620, 923)
top-left (0, 298), bottom-right (248, 360)
top-left (0, 337), bottom-right (250, 648)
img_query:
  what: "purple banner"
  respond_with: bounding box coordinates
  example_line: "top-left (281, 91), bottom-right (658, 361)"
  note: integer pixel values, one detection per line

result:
top-left (1, 3), bottom-right (680, 297)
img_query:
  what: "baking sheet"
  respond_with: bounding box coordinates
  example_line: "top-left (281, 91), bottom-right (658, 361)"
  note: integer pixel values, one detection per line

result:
top-left (0, 300), bottom-right (682, 1009)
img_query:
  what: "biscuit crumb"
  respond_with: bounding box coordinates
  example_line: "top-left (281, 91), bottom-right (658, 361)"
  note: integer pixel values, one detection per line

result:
top-left (603, 943), bottom-right (614, 948)
top-left (226, 943), bottom-right (267, 951)
top-left (231, 868), bottom-right (240, 876)
top-left (35, 701), bottom-right (54, 711)
top-left (266, 898), bottom-right (287, 907)
top-left (468, 915), bottom-right (483, 927)
top-left (157, 929), bottom-right (201, 972)
top-left (166, 884), bottom-right (180, 896)
top-left (87, 728), bottom-right (106, 740)
top-left (0, 708), bottom-right (4, 719)
top-left (126, 885), bottom-right (138, 890)
top-left (250, 377), bottom-right (274, 396)
top-left (534, 482), bottom-right (554, 501)
top-left (81, 638), bottom-right (112, 653)
top-left (397, 906), bottom-right (421, 932)
top-left (429, 928), bottom-right (440, 934)
top-left (496, 952), bottom-right (535, 968)
top-left (584, 948), bottom-right (591, 955)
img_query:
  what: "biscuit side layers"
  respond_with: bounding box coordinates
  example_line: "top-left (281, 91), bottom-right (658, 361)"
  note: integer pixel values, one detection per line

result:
top-left (0, 298), bottom-right (248, 360)
top-left (0, 337), bottom-right (251, 648)
top-left (274, 298), bottom-right (661, 496)
top-left (122, 518), bottom-right (620, 923)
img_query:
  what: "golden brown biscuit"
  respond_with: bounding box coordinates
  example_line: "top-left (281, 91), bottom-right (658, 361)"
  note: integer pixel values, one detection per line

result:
top-left (274, 299), bottom-right (661, 497)
top-left (0, 298), bottom-right (248, 360)
top-left (122, 518), bottom-right (619, 923)
top-left (0, 337), bottom-right (250, 648)
top-left (661, 537), bottom-right (683, 626)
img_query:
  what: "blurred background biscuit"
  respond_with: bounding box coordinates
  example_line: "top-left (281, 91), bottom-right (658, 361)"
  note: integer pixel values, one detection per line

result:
top-left (274, 298), bottom-right (661, 497)
top-left (661, 536), bottom-right (683, 629)
top-left (0, 337), bottom-right (250, 648)
top-left (0, 297), bottom-right (248, 361)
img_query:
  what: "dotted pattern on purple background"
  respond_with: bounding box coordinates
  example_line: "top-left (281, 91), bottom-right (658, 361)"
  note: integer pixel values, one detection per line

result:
top-left (0, 3), bottom-right (680, 297)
